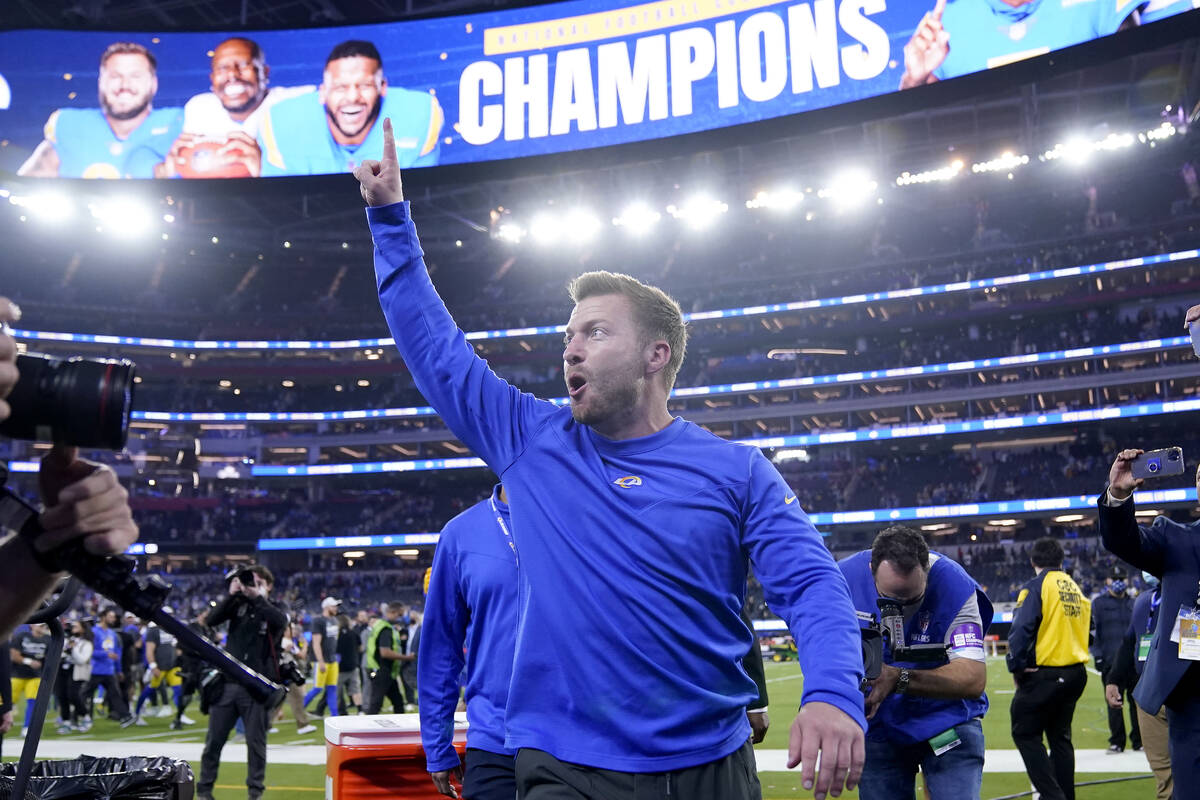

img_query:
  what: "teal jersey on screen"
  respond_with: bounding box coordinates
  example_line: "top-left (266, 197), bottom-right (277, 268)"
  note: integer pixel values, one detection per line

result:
top-left (933, 0), bottom-right (1142, 81)
top-left (42, 106), bottom-right (182, 179)
top-left (258, 88), bottom-right (443, 176)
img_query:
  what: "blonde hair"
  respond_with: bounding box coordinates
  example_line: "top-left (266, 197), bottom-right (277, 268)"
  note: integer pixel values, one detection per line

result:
top-left (567, 270), bottom-right (688, 390)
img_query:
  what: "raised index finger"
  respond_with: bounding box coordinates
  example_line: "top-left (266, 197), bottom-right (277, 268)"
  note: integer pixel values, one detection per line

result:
top-left (382, 117), bottom-right (398, 166)
top-left (932, 0), bottom-right (946, 20)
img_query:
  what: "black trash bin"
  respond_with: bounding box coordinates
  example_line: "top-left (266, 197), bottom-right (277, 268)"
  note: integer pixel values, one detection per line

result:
top-left (0, 755), bottom-right (194, 800)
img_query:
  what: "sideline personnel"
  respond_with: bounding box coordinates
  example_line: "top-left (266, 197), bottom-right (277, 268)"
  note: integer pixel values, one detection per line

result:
top-left (1104, 571), bottom-right (1172, 800)
top-left (1099, 448), bottom-right (1200, 795)
top-left (1007, 538), bottom-right (1091, 800)
top-left (839, 526), bottom-right (990, 800)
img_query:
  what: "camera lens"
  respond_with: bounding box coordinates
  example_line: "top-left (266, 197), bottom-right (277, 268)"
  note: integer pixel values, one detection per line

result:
top-left (0, 353), bottom-right (135, 449)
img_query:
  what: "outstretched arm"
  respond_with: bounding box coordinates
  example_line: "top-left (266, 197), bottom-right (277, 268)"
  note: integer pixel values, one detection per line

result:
top-left (355, 120), bottom-right (556, 472)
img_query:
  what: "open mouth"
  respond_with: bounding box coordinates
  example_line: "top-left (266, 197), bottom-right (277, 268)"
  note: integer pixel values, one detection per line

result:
top-left (222, 82), bottom-right (251, 99)
top-left (338, 105), bottom-right (367, 125)
top-left (567, 374), bottom-right (588, 399)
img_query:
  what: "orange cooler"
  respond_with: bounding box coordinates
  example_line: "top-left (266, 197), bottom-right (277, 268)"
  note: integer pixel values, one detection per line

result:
top-left (325, 713), bottom-right (468, 799)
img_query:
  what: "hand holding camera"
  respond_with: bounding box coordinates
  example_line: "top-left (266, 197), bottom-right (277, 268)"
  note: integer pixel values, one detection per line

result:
top-left (1108, 446), bottom-right (1186, 502)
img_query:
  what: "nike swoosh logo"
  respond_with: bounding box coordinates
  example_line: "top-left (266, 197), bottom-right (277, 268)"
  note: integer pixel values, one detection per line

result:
top-left (784, 494), bottom-right (798, 505)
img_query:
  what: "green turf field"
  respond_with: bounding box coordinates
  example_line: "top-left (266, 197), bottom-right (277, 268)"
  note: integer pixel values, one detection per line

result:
top-left (3, 658), bottom-right (1155, 799)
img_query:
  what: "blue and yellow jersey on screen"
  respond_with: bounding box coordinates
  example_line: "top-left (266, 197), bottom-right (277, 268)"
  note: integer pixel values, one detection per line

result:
top-left (258, 89), bottom-right (443, 176)
top-left (934, 0), bottom-right (1143, 82)
top-left (42, 107), bottom-right (183, 179)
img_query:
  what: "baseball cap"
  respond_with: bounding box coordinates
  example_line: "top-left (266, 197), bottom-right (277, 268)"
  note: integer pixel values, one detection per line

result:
top-left (321, 597), bottom-right (341, 610)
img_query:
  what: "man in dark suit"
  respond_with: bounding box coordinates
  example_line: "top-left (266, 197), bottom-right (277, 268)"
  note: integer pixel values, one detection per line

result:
top-left (1099, 447), bottom-right (1200, 794)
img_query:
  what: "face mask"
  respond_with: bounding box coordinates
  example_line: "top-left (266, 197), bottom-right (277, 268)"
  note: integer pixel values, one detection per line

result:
top-left (1110, 580), bottom-right (1127, 595)
top-left (1142, 572), bottom-right (1160, 588)
top-left (402, 613), bottom-right (412, 625)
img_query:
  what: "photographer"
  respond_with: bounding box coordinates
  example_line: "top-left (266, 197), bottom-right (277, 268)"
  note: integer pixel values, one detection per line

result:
top-left (1099, 448), bottom-right (1200, 792)
top-left (196, 565), bottom-right (287, 800)
top-left (837, 526), bottom-right (991, 800)
top-left (0, 298), bottom-right (140, 641)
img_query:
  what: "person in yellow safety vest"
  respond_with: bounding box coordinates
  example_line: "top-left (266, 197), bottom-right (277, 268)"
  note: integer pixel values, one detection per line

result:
top-left (364, 603), bottom-right (412, 714)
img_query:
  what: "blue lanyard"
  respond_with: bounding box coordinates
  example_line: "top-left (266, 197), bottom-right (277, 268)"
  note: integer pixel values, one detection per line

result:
top-left (490, 496), bottom-right (517, 565)
top-left (1148, 590), bottom-right (1162, 635)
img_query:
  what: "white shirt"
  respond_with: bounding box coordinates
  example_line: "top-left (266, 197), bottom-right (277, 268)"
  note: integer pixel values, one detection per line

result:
top-left (182, 84), bottom-right (313, 139)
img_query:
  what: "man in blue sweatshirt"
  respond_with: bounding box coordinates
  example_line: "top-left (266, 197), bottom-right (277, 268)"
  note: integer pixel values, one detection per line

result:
top-left (420, 484), bottom-right (774, 799)
top-left (356, 121), bottom-right (866, 800)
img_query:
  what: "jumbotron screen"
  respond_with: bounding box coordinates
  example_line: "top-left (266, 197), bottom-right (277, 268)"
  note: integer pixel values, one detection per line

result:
top-left (0, 0), bottom-right (1193, 178)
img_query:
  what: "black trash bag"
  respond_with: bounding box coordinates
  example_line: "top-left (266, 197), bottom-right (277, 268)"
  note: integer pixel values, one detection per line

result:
top-left (0, 755), bottom-right (194, 800)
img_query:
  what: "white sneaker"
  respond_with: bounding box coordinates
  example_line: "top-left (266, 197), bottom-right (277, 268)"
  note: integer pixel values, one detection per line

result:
top-left (268, 727), bottom-right (280, 734)
top-left (156, 705), bottom-right (174, 718)
top-left (296, 724), bottom-right (317, 735)
top-left (17, 728), bottom-right (27, 739)
top-left (133, 716), bottom-right (149, 726)
top-left (179, 714), bottom-right (196, 725)
top-left (404, 704), bottom-right (418, 712)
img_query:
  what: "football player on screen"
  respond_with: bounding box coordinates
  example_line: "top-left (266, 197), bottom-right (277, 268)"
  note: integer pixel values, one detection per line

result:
top-left (18, 42), bottom-right (182, 179)
top-left (159, 37), bottom-right (313, 179)
top-left (257, 40), bottom-right (443, 176)
top-left (899, 0), bottom-right (1193, 89)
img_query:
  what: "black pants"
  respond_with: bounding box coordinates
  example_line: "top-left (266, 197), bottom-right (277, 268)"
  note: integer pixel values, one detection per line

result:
top-left (1103, 674), bottom-right (1141, 749)
top-left (364, 668), bottom-right (403, 715)
top-left (84, 673), bottom-right (129, 720)
top-left (515, 739), bottom-right (761, 800)
top-left (198, 682), bottom-right (269, 796)
top-left (464, 748), bottom-right (517, 800)
top-left (1010, 664), bottom-right (1087, 800)
top-left (401, 664), bottom-right (418, 707)
top-left (70, 679), bottom-right (90, 724)
top-left (54, 668), bottom-right (74, 723)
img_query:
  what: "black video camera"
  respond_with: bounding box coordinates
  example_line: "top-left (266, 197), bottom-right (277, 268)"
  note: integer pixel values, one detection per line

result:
top-left (279, 658), bottom-right (306, 687)
top-left (859, 597), bottom-right (950, 690)
top-left (0, 351), bottom-right (136, 449)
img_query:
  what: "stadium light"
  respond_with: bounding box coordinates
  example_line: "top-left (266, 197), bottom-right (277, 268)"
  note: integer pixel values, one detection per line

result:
top-left (529, 212), bottom-right (559, 245)
top-left (971, 152), bottom-right (1030, 174)
top-left (564, 208), bottom-right (602, 243)
top-left (818, 170), bottom-right (877, 210)
top-left (894, 161), bottom-right (963, 186)
top-left (13, 191), bottom-right (75, 225)
top-left (746, 188), bottom-right (804, 212)
top-left (772, 448), bottom-right (809, 463)
top-left (90, 196), bottom-right (154, 238)
top-left (1053, 514), bottom-right (1085, 523)
top-left (494, 222), bottom-right (524, 244)
top-left (613, 202), bottom-right (662, 236)
top-left (666, 194), bottom-right (728, 230)
top-left (343, 550), bottom-right (366, 558)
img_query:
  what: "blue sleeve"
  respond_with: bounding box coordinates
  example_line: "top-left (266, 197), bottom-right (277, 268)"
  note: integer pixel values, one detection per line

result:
top-left (367, 202), bottom-right (558, 471)
top-left (418, 534), bottom-right (469, 773)
top-left (1097, 494), bottom-right (1167, 577)
top-left (740, 450), bottom-right (866, 730)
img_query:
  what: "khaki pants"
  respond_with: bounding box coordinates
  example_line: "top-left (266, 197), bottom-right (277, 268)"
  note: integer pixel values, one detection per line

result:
top-left (1135, 700), bottom-right (1172, 800)
top-left (283, 684), bottom-right (310, 727)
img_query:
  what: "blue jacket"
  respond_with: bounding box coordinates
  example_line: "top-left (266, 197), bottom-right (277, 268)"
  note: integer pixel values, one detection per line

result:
top-left (91, 626), bottom-right (121, 676)
top-left (1099, 495), bottom-right (1200, 713)
top-left (419, 487), bottom-right (517, 772)
top-left (840, 550), bottom-right (992, 745)
top-left (369, 202), bottom-right (865, 771)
